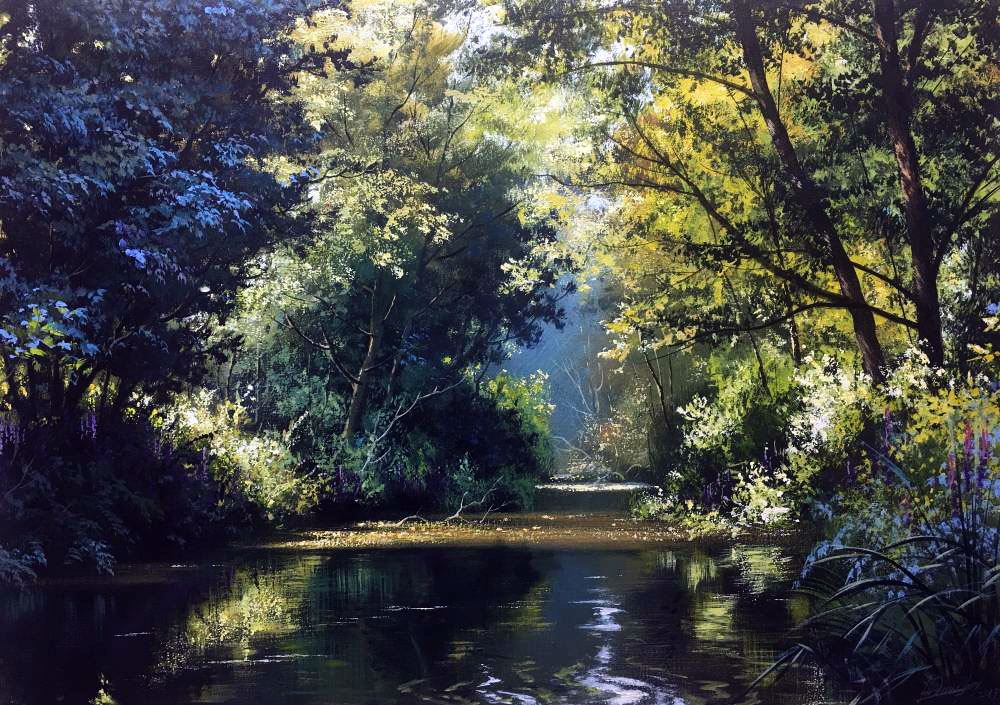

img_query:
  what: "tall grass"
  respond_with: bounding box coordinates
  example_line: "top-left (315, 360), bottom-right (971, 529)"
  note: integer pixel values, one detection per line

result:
top-left (758, 424), bottom-right (1000, 704)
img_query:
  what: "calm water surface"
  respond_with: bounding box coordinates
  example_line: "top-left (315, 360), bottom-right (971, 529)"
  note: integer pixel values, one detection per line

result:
top-left (0, 538), bottom-right (836, 705)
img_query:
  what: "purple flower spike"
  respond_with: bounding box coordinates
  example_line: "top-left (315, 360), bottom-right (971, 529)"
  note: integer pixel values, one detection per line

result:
top-left (977, 429), bottom-right (991, 488)
top-left (79, 411), bottom-right (97, 441)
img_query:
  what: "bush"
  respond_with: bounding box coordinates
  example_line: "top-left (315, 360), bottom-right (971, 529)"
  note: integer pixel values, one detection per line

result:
top-left (766, 389), bottom-right (1000, 704)
top-left (0, 544), bottom-right (46, 587)
top-left (157, 391), bottom-right (322, 522)
top-left (0, 387), bottom-right (329, 583)
top-left (331, 372), bottom-right (554, 514)
top-left (667, 347), bottom-right (804, 519)
top-left (0, 406), bottom-right (234, 579)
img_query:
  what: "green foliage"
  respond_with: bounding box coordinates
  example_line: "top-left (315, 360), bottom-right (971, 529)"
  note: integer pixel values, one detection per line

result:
top-left (498, 0), bottom-right (1000, 551)
top-left (772, 418), bottom-right (1000, 704)
top-left (629, 487), bottom-right (742, 539)
top-left (0, 408), bottom-right (241, 578)
top-left (502, 0), bottom-right (999, 375)
top-left (0, 0), bottom-right (340, 424)
top-left (1, 1), bottom-right (994, 641)
top-left (157, 392), bottom-right (324, 522)
top-left (482, 370), bottom-right (555, 469)
top-left (196, 0), bottom-right (564, 520)
top-left (0, 0), bottom-right (353, 579)
top-left (626, 344), bottom-right (809, 523)
top-left (90, 676), bottom-right (117, 705)
top-left (345, 373), bottom-right (555, 513)
top-left (0, 0), bottom-right (563, 581)
top-left (0, 544), bottom-right (45, 587)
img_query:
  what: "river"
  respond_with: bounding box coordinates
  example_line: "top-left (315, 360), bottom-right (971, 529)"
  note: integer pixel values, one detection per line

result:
top-left (0, 519), bottom-right (837, 705)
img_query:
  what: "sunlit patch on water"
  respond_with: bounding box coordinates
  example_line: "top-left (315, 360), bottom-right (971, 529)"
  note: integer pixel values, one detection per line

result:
top-left (206, 653), bottom-right (324, 665)
top-left (582, 606), bottom-right (625, 632)
top-left (573, 604), bottom-right (679, 705)
top-left (384, 604), bottom-right (448, 611)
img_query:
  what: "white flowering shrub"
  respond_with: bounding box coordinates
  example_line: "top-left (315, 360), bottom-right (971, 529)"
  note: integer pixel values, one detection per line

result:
top-left (781, 355), bottom-right (876, 496)
top-left (730, 461), bottom-right (792, 525)
top-left (669, 349), bottom-right (802, 521)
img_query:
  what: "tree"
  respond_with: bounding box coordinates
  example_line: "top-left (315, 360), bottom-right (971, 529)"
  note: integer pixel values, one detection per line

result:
top-left (0, 0), bottom-right (352, 429)
top-left (500, 0), bottom-right (999, 378)
top-left (228, 0), bottom-right (567, 447)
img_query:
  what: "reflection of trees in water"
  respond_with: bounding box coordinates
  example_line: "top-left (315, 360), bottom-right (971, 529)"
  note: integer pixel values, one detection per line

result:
top-left (152, 548), bottom-right (544, 700)
top-left (0, 565), bottom-right (268, 705)
top-left (614, 545), bottom-right (825, 705)
top-left (0, 545), bottom-right (830, 705)
top-left (155, 555), bottom-right (328, 676)
top-left (729, 546), bottom-right (793, 595)
top-left (356, 549), bottom-right (544, 683)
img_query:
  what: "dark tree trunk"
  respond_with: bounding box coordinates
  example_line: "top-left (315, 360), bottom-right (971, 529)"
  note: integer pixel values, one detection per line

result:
top-left (788, 306), bottom-right (803, 366)
top-left (872, 0), bottom-right (944, 367)
top-left (385, 315), bottom-right (411, 400)
top-left (342, 315), bottom-right (383, 441)
top-left (734, 2), bottom-right (886, 382)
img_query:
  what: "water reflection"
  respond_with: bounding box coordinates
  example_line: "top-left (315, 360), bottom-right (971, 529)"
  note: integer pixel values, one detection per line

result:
top-left (0, 543), bottom-right (836, 705)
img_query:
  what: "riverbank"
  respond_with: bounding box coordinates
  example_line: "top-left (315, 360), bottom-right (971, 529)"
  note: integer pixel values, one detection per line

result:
top-left (254, 512), bottom-right (809, 552)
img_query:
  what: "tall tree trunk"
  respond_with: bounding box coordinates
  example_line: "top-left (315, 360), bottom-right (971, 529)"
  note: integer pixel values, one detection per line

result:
top-left (734, 2), bottom-right (886, 383)
top-left (385, 315), bottom-right (411, 400)
top-left (385, 230), bottom-right (438, 400)
top-left (787, 302), bottom-right (803, 366)
top-left (342, 289), bottom-right (386, 441)
top-left (342, 321), bottom-right (383, 441)
top-left (642, 350), bottom-right (672, 429)
top-left (872, 0), bottom-right (944, 366)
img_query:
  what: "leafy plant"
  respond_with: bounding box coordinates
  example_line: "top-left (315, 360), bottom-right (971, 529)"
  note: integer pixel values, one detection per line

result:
top-left (763, 423), bottom-right (1000, 704)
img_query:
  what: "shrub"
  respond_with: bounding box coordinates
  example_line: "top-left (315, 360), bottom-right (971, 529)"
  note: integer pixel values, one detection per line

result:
top-left (157, 391), bottom-right (322, 522)
top-left (766, 414), bottom-right (1000, 704)
top-left (667, 348), bottom-right (804, 517)
top-left (0, 544), bottom-right (46, 587)
top-left (336, 372), bottom-right (554, 514)
top-left (0, 406), bottom-right (231, 580)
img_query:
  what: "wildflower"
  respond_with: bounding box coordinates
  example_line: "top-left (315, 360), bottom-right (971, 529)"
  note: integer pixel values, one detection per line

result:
top-left (0, 416), bottom-right (23, 452)
top-left (79, 411), bottom-right (97, 441)
top-left (963, 422), bottom-right (975, 487)
top-left (978, 429), bottom-right (992, 488)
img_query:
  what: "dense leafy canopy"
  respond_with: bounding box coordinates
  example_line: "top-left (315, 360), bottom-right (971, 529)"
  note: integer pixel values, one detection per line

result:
top-left (0, 0), bottom-right (355, 422)
top-left (0, 0), bottom-right (570, 575)
top-left (500, 0), bottom-right (999, 380)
